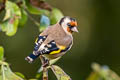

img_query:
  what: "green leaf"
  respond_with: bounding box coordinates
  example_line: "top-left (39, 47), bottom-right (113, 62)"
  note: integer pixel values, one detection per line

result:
top-left (19, 9), bottom-right (28, 27)
top-left (15, 72), bottom-right (25, 79)
top-left (51, 65), bottom-right (71, 80)
top-left (1, 1), bottom-right (21, 36)
top-left (0, 46), bottom-right (24, 80)
top-left (0, 63), bottom-right (24, 80)
top-left (37, 57), bottom-right (61, 79)
top-left (24, 0), bottom-right (49, 15)
top-left (39, 15), bottom-right (50, 31)
top-left (0, 65), bottom-right (2, 80)
top-left (4, 1), bottom-right (21, 20)
top-left (86, 72), bottom-right (100, 80)
top-left (49, 8), bottom-right (64, 25)
top-left (29, 79), bottom-right (38, 80)
top-left (1, 18), bottom-right (19, 36)
top-left (36, 72), bottom-right (42, 79)
top-left (87, 63), bottom-right (120, 80)
top-left (37, 57), bottom-right (61, 73)
top-left (0, 46), bottom-right (4, 61)
top-left (0, 75), bottom-right (2, 80)
top-left (49, 57), bottom-right (61, 65)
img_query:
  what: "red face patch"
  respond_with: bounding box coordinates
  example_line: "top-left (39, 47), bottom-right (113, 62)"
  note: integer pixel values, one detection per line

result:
top-left (67, 27), bottom-right (73, 33)
top-left (70, 21), bottom-right (77, 27)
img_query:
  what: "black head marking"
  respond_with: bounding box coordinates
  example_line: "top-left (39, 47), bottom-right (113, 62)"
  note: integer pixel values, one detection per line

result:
top-left (59, 17), bottom-right (65, 25)
top-left (59, 16), bottom-right (71, 25)
top-left (70, 17), bottom-right (76, 21)
top-left (59, 16), bottom-right (76, 26)
top-left (67, 23), bottom-right (73, 29)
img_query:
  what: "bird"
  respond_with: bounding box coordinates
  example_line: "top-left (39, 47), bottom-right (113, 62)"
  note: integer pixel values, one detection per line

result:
top-left (25, 16), bottom-right (78, 65)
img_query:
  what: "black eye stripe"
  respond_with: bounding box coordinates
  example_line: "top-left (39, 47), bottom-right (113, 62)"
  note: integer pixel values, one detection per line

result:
top-left (67, 23), bottom-right (71, 26)
top-left (67, 23), bottom-right (74, 27)
top-left (59, 16), bottom-right (76, 26)
top-left (67, 23), bottom-right (74, 29)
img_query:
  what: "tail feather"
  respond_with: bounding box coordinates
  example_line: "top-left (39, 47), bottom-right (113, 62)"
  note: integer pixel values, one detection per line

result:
top-left (25, 53), bottom-right (39, 63)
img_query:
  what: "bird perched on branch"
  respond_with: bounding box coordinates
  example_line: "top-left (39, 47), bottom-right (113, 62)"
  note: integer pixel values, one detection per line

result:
top-left (25, 16), bottom-right (78, 65)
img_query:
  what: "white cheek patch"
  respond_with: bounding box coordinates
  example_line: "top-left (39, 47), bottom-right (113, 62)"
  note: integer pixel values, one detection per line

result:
top-left (62, 18), bottom-right (71, 27)
top-left (64, 18), bottom-right (71, 23)
top-left (61, 18), bottom-right (72, 35)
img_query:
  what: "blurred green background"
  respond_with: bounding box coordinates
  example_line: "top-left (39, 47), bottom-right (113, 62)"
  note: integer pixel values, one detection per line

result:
top-left (0, 0), bottom-right (120, 79)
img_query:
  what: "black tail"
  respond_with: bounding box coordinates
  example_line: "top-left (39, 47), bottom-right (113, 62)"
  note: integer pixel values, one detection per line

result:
top-left (25, 53), bottom-right (40, 63)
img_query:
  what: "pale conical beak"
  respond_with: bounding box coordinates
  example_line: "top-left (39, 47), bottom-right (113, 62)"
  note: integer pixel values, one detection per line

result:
top-left (71, 27), bottom-right (79, 32)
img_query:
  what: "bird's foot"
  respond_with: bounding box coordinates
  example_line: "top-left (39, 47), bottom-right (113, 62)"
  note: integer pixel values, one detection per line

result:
top-left (42, 58), bottom-right (49, 67)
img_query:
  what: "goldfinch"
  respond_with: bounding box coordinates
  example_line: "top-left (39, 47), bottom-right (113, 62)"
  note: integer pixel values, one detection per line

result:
top-left (25, 16), bottom-right (78, 63)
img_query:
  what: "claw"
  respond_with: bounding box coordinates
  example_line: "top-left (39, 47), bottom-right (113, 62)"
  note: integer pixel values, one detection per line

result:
top-left (43, 59), bottom-right (49, 67)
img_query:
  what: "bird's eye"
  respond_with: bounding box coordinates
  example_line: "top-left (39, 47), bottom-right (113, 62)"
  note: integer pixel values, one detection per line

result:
top-left (67, 23), bottom-right (71, 26)
top-left (67, 23), bottom-right (73, 29)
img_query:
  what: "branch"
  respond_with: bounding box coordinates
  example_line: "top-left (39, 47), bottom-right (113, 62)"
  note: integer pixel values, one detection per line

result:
top-left (0, 3), bottom-right (5, 12)
top-left (0, 0), bottom-right (52, 13)
top-left (16, 1), bottom-right (23, 7)
top-left (40, 56), bottom-right (49, 80)
top-left (30, 0), bottom-right (52, 11)
top-left (0, 0), bottom-right (6, 12)
top-left (43, 67), bottom-right (48, 80)
top-left (27, 13), bottom-right (40, 27)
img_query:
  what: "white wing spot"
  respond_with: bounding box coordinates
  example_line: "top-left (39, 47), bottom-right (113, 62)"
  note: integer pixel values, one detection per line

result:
top-left (43, 36), bottom-right (46, 38)
top-left (45, 48), bottom-right (49, 51)
top-left (35, 43), bottom-right (38, 45)
top-left (52, 42), bottom-right (55, 44)
top-left (38, 39), bottom-right (43, 44)
top-left (47, 44), bottom-right (52, 47)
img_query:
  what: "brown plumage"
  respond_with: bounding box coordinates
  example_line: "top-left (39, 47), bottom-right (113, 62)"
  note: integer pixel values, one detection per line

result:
top-left (25, 16), bottom-right (78, 63)
top-left (40, 23), bottom-right (73, 59)
top-left (40, 23), bottom-right (73, 47)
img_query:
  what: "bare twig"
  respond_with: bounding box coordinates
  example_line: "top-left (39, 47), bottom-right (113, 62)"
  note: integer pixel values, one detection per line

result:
top-left (43, 67), bottom-right (48, 80)
top-left (0, 4), bottom-right (4, 12)
top-left (0, 0), bottom-right (6, 12)
top-left (40, 56), bottom-right (49, 80)
top-left (16, 1), bottom-right (23, 7)
top-left (27, 13), bottom-right (40, 27)
top-left (30, 0), bottom-right (52, 11)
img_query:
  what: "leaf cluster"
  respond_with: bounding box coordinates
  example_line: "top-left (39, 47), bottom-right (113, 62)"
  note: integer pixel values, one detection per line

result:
top-left (0, 0), bottom-right (64, 36)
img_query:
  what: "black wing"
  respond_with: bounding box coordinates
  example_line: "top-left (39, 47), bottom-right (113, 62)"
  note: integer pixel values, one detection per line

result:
top-left (25, 35), bottom-right (48, 63)
top-left (34, 35), bottom-right (48, 51)
top-left (25, 40), bottom-right (72, 63)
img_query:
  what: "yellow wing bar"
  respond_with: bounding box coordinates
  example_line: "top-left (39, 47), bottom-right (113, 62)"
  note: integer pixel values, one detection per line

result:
top-left (50, 46), bottom-right (66, 55)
